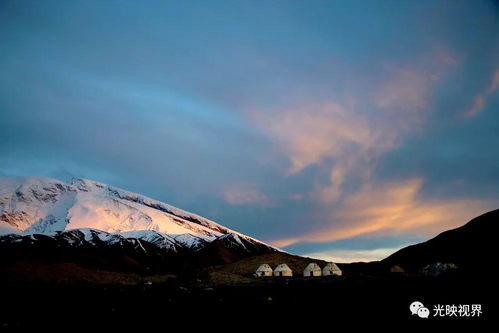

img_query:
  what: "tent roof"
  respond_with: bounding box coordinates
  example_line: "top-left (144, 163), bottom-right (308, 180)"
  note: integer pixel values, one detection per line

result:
top-left (274, 263), bottom-right (292, 271)
top-left (304, 263), bottom-right (321, 271)
top-left (390, 265), bottom-right (405, 272)
top-left (256, 264), bottom-right (273, 271)
top-left (323, 262), bottom-right (341, 271)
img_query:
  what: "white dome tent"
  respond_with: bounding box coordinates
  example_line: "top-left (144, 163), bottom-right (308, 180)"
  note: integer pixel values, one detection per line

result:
top-left (390, 265), bottom-right (406, 274)
top-left (255, 264), bottom-right (273, 277)
top-left (322, 262), bottom-right (342, 276)
top-left (273, 263), bottom-right (293, 277)
top-left (303, 263), bottom-right (322, 277)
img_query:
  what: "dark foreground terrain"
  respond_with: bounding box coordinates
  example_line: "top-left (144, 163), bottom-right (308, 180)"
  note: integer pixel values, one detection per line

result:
top-left (1, 264), bottom-right (495, 328)
top-left (2, 210), bottom-right (498, 327)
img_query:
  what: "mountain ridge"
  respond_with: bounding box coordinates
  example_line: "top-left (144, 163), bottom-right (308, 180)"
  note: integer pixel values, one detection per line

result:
top-left (381, 208), bottom-right (499, 273)
top-left (0, 176), bottom-right (241, 236)
top-left (0, 176), bottom-right (278, 268)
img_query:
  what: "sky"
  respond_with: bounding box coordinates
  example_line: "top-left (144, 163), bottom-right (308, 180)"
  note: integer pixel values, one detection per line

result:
top-left (1, 0), bottom-right (499, 262)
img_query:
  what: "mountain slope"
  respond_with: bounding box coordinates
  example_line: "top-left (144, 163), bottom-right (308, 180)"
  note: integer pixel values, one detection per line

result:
top-left (382, 209), bottom-right (499, 273)
top-left (0, 177), bottom-right (278, 270)
top-left (0, 229), bottom-right (186, 273)
top-left (0, 177), bottom-right (241, 238)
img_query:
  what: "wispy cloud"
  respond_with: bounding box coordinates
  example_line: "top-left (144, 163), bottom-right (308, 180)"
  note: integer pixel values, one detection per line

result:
top-left (252, 102), bottom-right (375, 175)
top-left (252, 55), bottom-right (483, 250)
top-left (222, 183), bottom-right (270, 206)
top-left (253, 58), bottom-right (449, 205)
top-left (375, 67), bottom-right (437, 115)
top-left (461, 67), bottom-right (499, 118)
top-left (304, 246), bottom-right (407, 263)
top-left (253, 101), bottom-right (389, 202)
top-left (271, 178), bottom-right (496, 248)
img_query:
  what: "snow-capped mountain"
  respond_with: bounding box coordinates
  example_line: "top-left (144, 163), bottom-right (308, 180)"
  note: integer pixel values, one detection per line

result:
top-left (1, 177), bottom-right (235, 236)
top-left (0, 177), bottom-right (277, 268)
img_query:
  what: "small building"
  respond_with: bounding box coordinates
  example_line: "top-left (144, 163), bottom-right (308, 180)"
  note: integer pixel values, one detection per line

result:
top-left (322, 262), bottom-right (342, 276)
top-left (390, 265), bottom-right (406, 274)
top-left (303, 263), bottom-right (322, 277)
top-left (255, 264), bottom-right (273, 277)
top-left (420, 262), bottom-right (458, 277)
top-left (273, 263), bottom-right (293, 277)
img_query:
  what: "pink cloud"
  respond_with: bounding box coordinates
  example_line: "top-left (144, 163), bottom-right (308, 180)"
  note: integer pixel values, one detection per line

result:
top-left (250, 51), bottom-right (480, 250)
top-left (271, 178), bottom-right (496, 248)
top-left (253, 102), bottom-right (376, 175)
top-left (461, 67), bottom-right (499, 118)
top-left (463, 95), bottom-right (485, 118)
top-left (252, 101), bottom-right (397, 203)
top-left (489, 69), bottom-right (499, 92)
top-left (304, 247), bottom-right (408, 263)
top-left (252, 64), bottom-right (446, 204)
top-left (375, 68), bottom-right (436, 113)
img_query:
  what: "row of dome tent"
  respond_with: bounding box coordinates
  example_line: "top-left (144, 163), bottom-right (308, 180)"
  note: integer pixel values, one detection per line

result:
top-left (255, 262), bottom-right (342, 277)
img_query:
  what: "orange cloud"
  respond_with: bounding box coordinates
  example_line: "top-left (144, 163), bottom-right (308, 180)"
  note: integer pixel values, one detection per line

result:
top-left (304, 247), bottom-right (408, 263)
top-left (252, 61), bottom-right (447, 205)
top-left (252, 53), bottom-right (479, 250)
top-left (253, 102), bottom-right (377, 174)
top-left (271, 178), bottom-right (496, 248)
top-left (253, 101), bottom-right (402, 203)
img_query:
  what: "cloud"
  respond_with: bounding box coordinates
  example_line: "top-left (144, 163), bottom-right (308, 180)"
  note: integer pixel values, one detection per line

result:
top-left (252, 59), bottom-right (462, 245)
top-left (372, 63), bottom-right (452, 132)
top-left (464, 95), bottom-right (485, 118)
top-left (271, 178), bottom-right (496, 248)
top-left (253, 101), bottom-right (398, 202)
top-left (490, 69), bottom-right (499, 92)
top-left (247, 53), bottom-right (495, 257)
top-left (462, 67), bottom-right (499, 118)
top-left (375, 67), bottom-right (437, 116)
top-left (252, 102), bottom-right (376, 174)
top-left (252, 56), bottom-right (463, 247)
top-left (337, 65), bottom-right (444, 192)
top-left (252, 63), bottom-right (444, 205)
top-left (222, 183), bottom-right (270, 206)
top-left (304, 246), bottom-right (407, 263)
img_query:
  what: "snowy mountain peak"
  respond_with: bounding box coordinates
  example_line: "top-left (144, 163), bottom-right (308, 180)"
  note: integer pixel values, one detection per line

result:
top-left (0, 177), bottom-right (262, 246)
top-left (69, 177), bottom-right (106, 192)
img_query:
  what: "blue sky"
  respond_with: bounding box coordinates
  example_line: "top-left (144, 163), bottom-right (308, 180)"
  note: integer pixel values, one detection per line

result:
top-left (1, 0), bottom-right (498, 261)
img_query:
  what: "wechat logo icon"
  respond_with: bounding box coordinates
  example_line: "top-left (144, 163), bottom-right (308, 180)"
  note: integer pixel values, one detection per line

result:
top-left (410, 301), bottom-right (430, 318)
